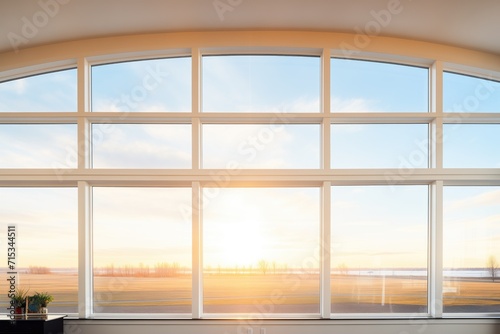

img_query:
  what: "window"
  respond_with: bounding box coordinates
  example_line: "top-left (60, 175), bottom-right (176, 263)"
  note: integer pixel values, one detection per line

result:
top-left (331, 59), bottom-right (428, 112)
top-left (443, 124), bottom-right (500, 168)
top-left (92, 124), bottom-right (191, 168)
top-left (1, 44), bottom-right (499, 320)
top-left (0, 69), bottom-right (77, 112)
top-left (203, 55), bottom-right (320, 112)
top-left (0, 188), bottom-right (78, 314)
top-left (444, 72), bottom-right (500, 113)
top-left (443, 186), bottom-right (500, 313)
top-left (92, 57), bottom-right (191, 112)
top-left (203, 187), bottom-right (320, 314)
top-left (0, 124), bottom-right (77, 169)
top-left (93, 187), bottom-right (192, 314)
top-left (331, 124), bottom-right (428, 168)
top-left (202, 124), bottom-right (320, 169)
top-left (331, 186), bottom-right (428, 314)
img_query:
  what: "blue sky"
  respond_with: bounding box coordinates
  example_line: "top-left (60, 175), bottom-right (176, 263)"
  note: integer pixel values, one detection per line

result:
top-left (203, 55), bottom-right (320, 112)
top-left (92, 57), bottom-right (191, 112)
top-left (0, 55), bottom-right (499, 269)
top-left (92, 123), bottom-right (191, 168)
top-left (443, 71), bottom-right (500, 112)
top-left (331, 58), bottom-right (428, 112)
top-left (0, 69), bottom-right (76, 111)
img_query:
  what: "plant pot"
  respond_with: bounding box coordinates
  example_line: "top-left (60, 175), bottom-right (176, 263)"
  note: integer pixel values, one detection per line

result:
top-left (14, 307), bottom-right (24, 314)
top-left (40, 307), bottom-right (48, 314)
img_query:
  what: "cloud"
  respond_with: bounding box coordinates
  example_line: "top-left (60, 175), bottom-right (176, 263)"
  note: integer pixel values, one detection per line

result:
top-left (276, 96), bottom-right (320, 113)
top-left (91, 58), bottom-right (190, 112)
top-left (445, 188), bottom-right (500, 212)
top-left (0, 69), bottom-right (76, 112)
top-left (92, 124), bottom-right (191, 168)
top-left (3, 77), bottom-right (27, 94)
top-left (0, 125), bottom-right (76, 168)
top-left (203, 123), bottom-right (319, 169)
top-left (202, 55), bottom-right (320, 112)
top-left (331, 96), bottom-right (374, 112)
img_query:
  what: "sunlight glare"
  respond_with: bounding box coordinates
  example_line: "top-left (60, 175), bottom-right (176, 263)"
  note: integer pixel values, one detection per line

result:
top-left (217, 219), bottom-right (265, 268)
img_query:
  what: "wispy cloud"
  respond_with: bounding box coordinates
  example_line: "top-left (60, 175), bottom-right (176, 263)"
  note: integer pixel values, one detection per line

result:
top-left (331, 96), bottom-right (374, 112)
top-left (92, 124), bottom-right (191, 168)
top-left (0, 124), bottom-right (76, 168)
top-left (203, 55), bottom-right (320, 112)
top-left (445, 188), bottom-right (500, 212)
top-left (2, 77), bottom-right (27, 94)
top-left (0, 69), bottom-right (76, 112)
top-left (203, 123), bottom-right (319, 169)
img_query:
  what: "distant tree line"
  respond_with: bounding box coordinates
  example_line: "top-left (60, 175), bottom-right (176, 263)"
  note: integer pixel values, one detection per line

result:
top-left (204, 260), bottom-right (295, 275)
top-left (28, 266), bottom-right (51, 274)
top-left (95, 262), bottom-right (187, 277)
top-left (92, 260), bottom-right (317, 277)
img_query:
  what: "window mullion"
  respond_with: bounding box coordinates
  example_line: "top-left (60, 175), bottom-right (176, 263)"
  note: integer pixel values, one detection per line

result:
top-left (322, 49), bottom-right (331, 170)
top-left (431, 60), bottom-right (443, 169)
top-left (192, 182), bottom-right (202, 318)
top-left (77, 57), bottom-right (91, 169)
top-left (429, 181), bottom-right (444, 317)
top-left (192, 47), bottom-right (201, 170)
top-left (321, 181), bottom-right (332, 318)
top-left (78, 181), bottom-right (93, 318)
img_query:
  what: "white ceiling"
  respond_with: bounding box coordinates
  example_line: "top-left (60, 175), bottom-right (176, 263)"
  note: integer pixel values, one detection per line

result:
top-left (0, 0), bottom-right (499, 56)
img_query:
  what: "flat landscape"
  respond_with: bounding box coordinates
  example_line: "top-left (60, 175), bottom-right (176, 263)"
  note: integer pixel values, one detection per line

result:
top-left (2, 272), bottom-right (500, 314)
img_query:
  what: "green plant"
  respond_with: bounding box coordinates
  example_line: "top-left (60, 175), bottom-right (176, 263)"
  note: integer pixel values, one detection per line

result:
top-left (11, 288), bottom-right (29, 308)
top-left (33, 291), bottom-right (54, 307)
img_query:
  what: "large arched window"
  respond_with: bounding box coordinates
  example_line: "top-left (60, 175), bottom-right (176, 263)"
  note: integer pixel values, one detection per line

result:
top-left (0, 32), bottom-right (499, 320)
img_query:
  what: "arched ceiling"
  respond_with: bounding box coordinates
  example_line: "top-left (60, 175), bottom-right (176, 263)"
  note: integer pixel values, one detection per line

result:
top-left (0, 0), bottom-right (499, 56)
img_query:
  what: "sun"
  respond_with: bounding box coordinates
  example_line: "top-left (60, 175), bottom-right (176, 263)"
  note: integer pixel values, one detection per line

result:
top-left (217, 219), bottom-right (265, 268)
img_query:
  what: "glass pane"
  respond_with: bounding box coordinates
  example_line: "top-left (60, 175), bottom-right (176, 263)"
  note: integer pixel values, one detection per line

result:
top-left (331, 59), bottom-right (428, 112)
top-left (203, 55), bottom-right (320, 112)
top-left (0, 124), bottom-right (77, 168)
top-left (443, 124), bottom-right (500, 168)
top-left (93, 187), bottom-right (192, 313)
top-left (331, 186), bottom-right (428, 314)
top-left (444, 72), bottom-right (500, 112)
top-left (92, 124), bottom-right (191, 168)
top-left (92, 57), bottom-right (191, 112)
top-left (331, 124), bottom-right (428, 168)
top-left (0, 69), bottom-right (77, 112)
top-left (203, 124), bottom-right (320, 169)
top-left (203, 188), bottom-right (320, 314)
top-left (444, 187), bottom-right (500, 313)
top-left (0, 188), bottom-right (78, 314)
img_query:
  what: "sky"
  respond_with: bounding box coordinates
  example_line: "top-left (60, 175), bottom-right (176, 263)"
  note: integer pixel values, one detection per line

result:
top-left (0, 55), bottom-right (499, 271)
top-left (331, 185), bottom-right (428, 269)
top-left (444, 187), bottom-right (500, 269)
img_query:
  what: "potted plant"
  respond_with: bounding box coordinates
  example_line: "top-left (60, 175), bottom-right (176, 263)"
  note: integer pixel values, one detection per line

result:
top-left (33, 291), bottom-right (54, 314)
top-left (11, 288), bottom-right (29, 314)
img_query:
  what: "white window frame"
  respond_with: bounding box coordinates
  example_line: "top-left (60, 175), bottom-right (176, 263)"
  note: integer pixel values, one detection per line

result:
top-left (1, 32), bottom-right (500, 320)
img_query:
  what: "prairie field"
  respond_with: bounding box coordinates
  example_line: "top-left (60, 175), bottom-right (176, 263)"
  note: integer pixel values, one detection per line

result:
top-left (2, 272), bottom-right (500, 314)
